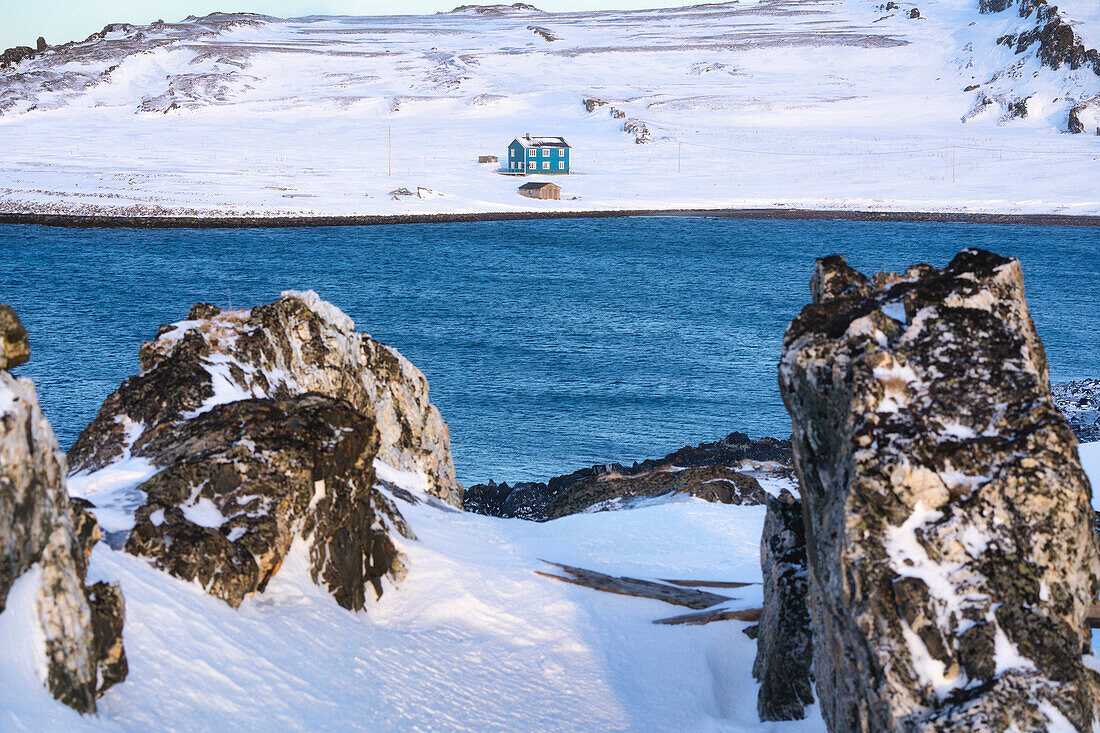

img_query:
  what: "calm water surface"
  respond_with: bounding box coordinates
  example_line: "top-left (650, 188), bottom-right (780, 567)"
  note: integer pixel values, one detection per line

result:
top-left (2, 218), bottom-right (1097, 485)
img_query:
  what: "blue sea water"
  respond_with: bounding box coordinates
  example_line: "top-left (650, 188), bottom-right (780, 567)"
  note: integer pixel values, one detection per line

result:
top-left (2, 218), bottom-right (1097, 485)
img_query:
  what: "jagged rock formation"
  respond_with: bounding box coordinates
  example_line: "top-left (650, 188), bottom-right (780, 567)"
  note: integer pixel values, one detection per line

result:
top-left (67, 291), bottom-right (455, 610)
top-left (70, 290), bottom-right (459, 504)
top-left (1053, 379), bottom-right (1100, 443)
top-left (753, 490), bottom-right (813, 722)
top-left (979, 0), bottom-right (1100, 132)
top-left (0, 306), bottom-right (126, 714)
top-left (465, 431), bottom-right (786, 520)
top-left (778, 249), bottom-right (1100, 730)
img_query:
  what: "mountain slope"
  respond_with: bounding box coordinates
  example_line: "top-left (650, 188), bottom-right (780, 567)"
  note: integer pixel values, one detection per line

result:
top-left (0, 1), bottom-right (1097, 217)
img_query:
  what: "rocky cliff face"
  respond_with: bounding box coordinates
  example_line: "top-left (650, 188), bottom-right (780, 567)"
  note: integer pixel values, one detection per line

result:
top-left (66, 291), bottom-right (454, 611)
top-left (464, 431), bottom-right (786, 520)
top-left (778, 250), bottom-right (1100, 730)
top-left (0, 305), bottom-right (126, 714)
top-left (979, 0), bottom-right (1100, 132)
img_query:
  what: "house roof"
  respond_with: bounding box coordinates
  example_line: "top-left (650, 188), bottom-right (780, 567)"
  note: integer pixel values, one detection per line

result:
top-left (518, 181), bottom-right (560, 190)
top-left (512, 135), bottom-right (571, 149)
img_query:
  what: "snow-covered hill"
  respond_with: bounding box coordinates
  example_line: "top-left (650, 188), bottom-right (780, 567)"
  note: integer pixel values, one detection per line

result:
top-left (0, 0), bottom-right (1097, 217)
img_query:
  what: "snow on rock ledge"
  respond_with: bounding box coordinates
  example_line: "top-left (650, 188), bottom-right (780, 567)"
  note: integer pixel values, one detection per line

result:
top-left (64, 292), bottom-right (445, 610)
top-left (0, 305), bottom-right (126, 714)
top-left (778, 249), bottom-right (1100, 730)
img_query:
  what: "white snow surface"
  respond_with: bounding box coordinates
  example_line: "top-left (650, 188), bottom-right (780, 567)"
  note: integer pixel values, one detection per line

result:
top-left (0, 0), bottom-right (1098, 217)
top-left (1, 462), bottom-right (826, 731)
top-left (1083, 441), bottom-right (1100, 510)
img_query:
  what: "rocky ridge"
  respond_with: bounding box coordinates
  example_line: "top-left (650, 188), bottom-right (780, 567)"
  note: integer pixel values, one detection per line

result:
top-left (0, 305), bottom-right (126, 714)
top-left (464, 431), bottom-right (788, 521)
top-left (66, 291), bottom-right (457, 611)
top-left (778, 249), bottom-right (1100, 730)
top-left (0, 13), bottom-right (269, 117)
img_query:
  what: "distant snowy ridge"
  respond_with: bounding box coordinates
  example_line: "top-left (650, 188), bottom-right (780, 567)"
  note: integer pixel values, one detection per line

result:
top-left (1, 1), bottom-right (1098, 217)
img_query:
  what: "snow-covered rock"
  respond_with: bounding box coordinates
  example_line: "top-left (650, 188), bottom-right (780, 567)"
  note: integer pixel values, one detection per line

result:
top-left (65, 292), bottom-right (455, 610)
top-left (778, 249), bottom-right (1100, 730)
top-left (0, 306), bottom-right (126, 714)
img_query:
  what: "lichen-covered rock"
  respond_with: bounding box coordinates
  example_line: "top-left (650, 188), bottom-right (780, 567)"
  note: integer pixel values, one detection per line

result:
top-left (69, 290), bottom-right (459, 505)
top-left (778, 250), bottom-right (1100, 731)
top-left (123, 395), bottom-right (412, 610)
top-left (0, 306), bottom-right (126, 714)
top-left (67, 292), bottom-right (432, 611)
top-left (753, 489), bottom-right (813, 722)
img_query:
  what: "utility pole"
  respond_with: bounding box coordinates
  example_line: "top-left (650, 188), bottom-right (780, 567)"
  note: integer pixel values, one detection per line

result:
top-left (388, 125), bottom-right (392, 176)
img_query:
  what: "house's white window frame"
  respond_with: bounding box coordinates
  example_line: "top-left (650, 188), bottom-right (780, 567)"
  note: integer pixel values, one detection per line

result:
top-left (542, 161), bottom-right (549, 169)
top-left (510, 149), bottom-right (515, 158)
top-left (558, 162), bottom-right (565, 170)
top-left (528, 161), bottom-right (535, 169)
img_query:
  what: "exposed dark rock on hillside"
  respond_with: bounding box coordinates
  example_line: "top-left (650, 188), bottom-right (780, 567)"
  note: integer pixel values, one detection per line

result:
top-left (753, 490), bottom-right (813, 722)
top-left (67, 291), bottom-right (454, 610)
top-left (778, 250), bottom-right (1100, 730)
top-left (465, 431), bottom-right (787, 521)
top-left (0, 306), bottom-right (126, 714)
top-left (1053, 379), bottom-right (1100, 443)
top-left (991, 1), bottom-right (1100, 74)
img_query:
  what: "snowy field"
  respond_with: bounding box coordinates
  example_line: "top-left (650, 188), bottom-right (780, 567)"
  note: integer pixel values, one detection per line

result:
top-left (0, 0), bottom-right (1098, 218)
top-left (1, 445), bottom-right (1097, 731)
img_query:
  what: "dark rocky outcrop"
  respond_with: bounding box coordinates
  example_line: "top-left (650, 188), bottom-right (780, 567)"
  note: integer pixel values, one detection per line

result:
top-left (1053, 379), bottom-right (1100, 443)
top-left (988, 0), bottom-right (1100, 76)
top-left (778, 250), bottom-right (1100, 730)
top-left (465, 431), bottom-right (787, 520)
top-left (67, 292), bottom-right (447, 611)
top-left (753, 489), bottom-right (813, 722)
top-left (545, 464), bottom-right (766, 520)
top-left (0, 306), bottom-right (126, 714)
top-left (527, 25), bottom-right (557, 42)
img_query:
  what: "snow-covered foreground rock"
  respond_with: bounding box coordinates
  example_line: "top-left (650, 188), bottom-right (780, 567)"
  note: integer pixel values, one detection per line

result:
top-left (779, 249), bottom-right (1100, 729)
top-left (0, 0), bottom-right (1098, 217)
top-left (64, 292), bottom-right (458, 612)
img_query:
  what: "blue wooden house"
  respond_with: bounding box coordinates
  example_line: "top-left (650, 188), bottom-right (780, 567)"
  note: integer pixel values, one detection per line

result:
top-left (506, 134), bottom-right (570, 174)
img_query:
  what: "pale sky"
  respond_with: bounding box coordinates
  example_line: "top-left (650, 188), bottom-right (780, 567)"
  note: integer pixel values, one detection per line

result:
top-left (2, 0), bottom-right (653, 53)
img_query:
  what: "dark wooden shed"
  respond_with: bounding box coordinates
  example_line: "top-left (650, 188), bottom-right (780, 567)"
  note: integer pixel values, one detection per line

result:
top-left (517, 181), bottom-right (561, 200)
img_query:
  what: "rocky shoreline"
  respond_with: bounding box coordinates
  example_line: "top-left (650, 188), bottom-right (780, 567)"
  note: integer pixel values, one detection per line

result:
top-left (1, 208), bottom-right (1099, 229)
